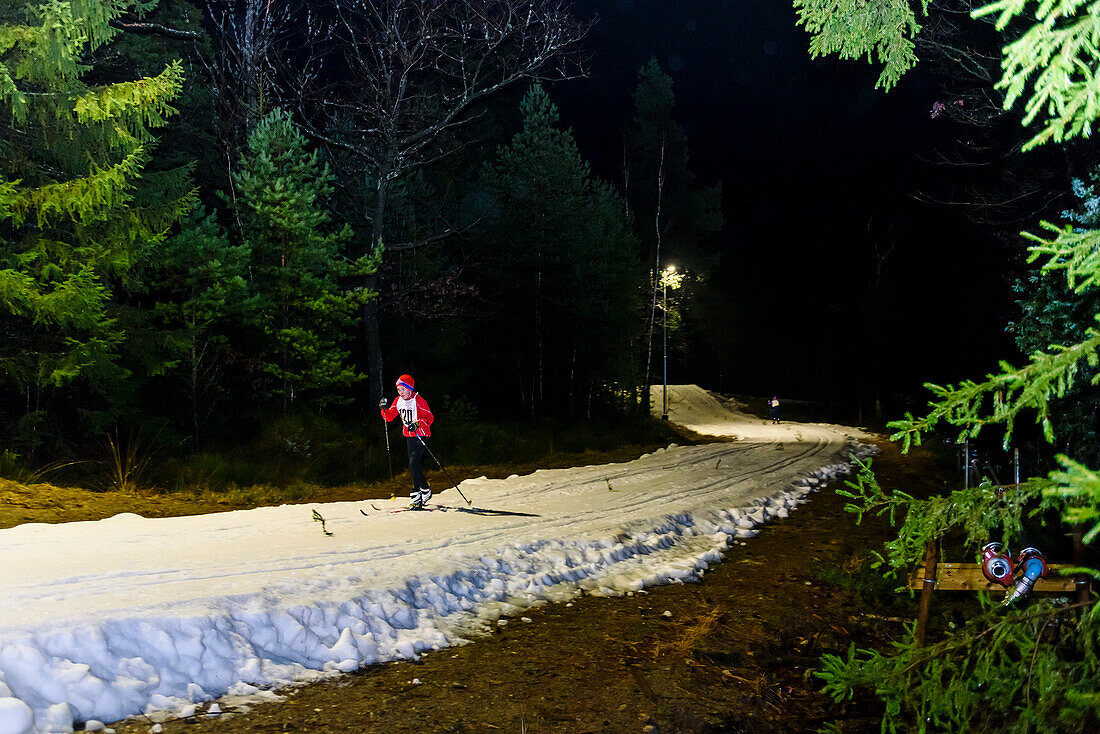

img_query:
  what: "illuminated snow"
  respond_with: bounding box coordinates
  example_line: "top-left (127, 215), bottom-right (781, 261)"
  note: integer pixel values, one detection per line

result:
top-left (0, 386), bottom-right (874, 733)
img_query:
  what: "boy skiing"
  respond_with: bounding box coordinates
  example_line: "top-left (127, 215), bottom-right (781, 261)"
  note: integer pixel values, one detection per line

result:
top-left (379, 374), bottom-right (435, 509)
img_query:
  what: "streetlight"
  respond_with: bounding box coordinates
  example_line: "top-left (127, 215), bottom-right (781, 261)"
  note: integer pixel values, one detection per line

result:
top-left (662, 264), bottom-right (676, 420)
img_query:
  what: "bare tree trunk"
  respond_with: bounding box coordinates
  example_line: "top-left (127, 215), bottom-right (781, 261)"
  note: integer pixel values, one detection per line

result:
top-left (621, 131), bottom-right (631, 217)
top-left (190, 340), bottom-right (202, 447)
top-left (185, 332), bottom-right (221, 450)
top-left (364, 166), bottom-right (392, 407)
top-left (866, 216), bottom-right (895, 427)
top-left (240, 0), bottom-right (264, 131)
top-left (363, 292), bottom-right (383, 401)
top-left (643, 139), bottom-right (666, 395)
top-left (516, 352), bottom-right (527, 413)
top-left (532, 247), bottom-right (542, 419)
top-left (205, 0), bottom-right (294, 143)
top-left (568, 346), bottom-right (576, 415)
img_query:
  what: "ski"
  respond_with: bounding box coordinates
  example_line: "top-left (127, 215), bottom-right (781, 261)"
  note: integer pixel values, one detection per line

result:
top-left (360, 503), bottom-right (539, 518)
top-left (361, 503), bottom-right (444, 516)
top-left (449, 506), bottom-right (540, 517)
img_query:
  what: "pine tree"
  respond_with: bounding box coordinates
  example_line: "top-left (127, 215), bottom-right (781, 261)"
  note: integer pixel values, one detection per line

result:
top-left (0, 0), bottom-right (193, 444)
top-left (478, 85), bottom-right (641, 416)
top-left (230, 108), bottom-right (376, 409)
top-left (151, 207), bottom-right (248, 445)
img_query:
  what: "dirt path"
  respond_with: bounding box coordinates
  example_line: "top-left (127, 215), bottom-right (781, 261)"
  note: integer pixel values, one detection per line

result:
top-left (93, 440), bottom-right (933, 734)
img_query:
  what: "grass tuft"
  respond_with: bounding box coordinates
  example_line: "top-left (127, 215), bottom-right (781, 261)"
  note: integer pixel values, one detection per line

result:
top-left (104, 432), bottom-right (156, 493)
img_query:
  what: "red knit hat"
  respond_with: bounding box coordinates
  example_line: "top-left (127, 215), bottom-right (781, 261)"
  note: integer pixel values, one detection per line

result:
top-left (396, 374), bottom-right (415, 391)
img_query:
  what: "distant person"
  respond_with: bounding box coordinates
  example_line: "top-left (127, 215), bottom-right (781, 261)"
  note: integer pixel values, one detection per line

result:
top-left (380, 374), bottom-right (435, 509)
top-left (769, 396), bottom-right (780, 424)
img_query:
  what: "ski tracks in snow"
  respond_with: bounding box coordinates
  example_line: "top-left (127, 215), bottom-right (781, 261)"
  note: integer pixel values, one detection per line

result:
top-left (0, 385), bottom-right (877, 734)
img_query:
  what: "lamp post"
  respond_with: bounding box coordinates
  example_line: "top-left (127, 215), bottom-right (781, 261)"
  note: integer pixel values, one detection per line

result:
top-left (662, 265), bottom-right (676, 420)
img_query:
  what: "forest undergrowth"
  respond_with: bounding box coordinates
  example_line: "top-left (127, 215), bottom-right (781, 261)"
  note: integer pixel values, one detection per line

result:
top-left (0, 411), bottom-right (700, 529)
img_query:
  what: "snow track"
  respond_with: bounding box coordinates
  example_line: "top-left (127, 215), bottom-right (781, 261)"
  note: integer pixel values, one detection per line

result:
top-left (0, 385), bottom-right (875, 734)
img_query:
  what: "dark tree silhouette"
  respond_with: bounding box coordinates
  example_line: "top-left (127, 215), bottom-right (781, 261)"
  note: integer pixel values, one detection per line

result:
top-left (294, 0), bottom-right (589, 403)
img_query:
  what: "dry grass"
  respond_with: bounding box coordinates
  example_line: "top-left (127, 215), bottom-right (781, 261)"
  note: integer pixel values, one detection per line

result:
top-left (105, 433), bottom-right (156, 493)
top-left (841, 551), bottom-right (868, 575)
top-left (650, 607), bottom-right (726, 660)
top-left (719, 669), bottom-right (771, 694)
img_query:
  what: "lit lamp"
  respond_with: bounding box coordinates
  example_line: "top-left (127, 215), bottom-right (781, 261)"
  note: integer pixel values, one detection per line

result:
top-left (662, 264), bottom-right (676, 420)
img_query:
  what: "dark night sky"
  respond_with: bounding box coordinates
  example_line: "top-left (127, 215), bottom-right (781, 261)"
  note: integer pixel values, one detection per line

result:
top-left (549, 0), bottom-right (1018, 418)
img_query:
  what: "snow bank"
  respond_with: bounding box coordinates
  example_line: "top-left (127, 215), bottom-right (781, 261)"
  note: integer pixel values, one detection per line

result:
top-left (0, 385), bottom-right (876, 733)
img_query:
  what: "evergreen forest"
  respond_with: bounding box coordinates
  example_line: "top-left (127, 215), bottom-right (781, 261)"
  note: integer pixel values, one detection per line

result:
top-left (0, 0), bottom-right (722, 487)
top-left (6, 0), bottom-right (1100, 730)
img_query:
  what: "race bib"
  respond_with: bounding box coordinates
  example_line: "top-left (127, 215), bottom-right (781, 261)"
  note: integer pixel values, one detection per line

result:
top-left (397, 396), bottom-right (418, 426)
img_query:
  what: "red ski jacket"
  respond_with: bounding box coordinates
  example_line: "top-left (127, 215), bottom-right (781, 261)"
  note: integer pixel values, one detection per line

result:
top-left (381, 393), bottom-right (434, 437)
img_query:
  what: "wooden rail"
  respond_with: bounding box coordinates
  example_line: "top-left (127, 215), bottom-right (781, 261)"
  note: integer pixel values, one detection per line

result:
top-left (908, 543), bottom-right (1091, 646)
top-left (907, 562), bottom-right (1079, 593)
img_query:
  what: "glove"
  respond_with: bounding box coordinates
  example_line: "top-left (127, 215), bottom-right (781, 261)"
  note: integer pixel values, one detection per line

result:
top-left (405, 421), bottom-right (419, 432)
top-left (378, 398), bottom-right (389, 409)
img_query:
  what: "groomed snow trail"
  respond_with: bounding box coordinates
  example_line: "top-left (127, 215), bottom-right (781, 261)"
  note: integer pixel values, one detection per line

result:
top-left (0, 385), bottom-right (875, 734)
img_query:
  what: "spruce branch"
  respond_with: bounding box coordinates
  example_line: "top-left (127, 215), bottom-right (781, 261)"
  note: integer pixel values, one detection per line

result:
top-left (793, 0), bottom-right (929, 90)
top-left (802, 1), bottom-right (1100, 728)
top-left (889, 328), bottom-right (1100, 451)
top-left (836, 456), bottom-right (913, 528)
top-left (72, 60), bottom-right (184, 133)
top-left (1023, 221), bottom-right (1100, 293)
top-left (840, 458), bottom-right (1045, 579)
top-left (973, 0), bottom-right (1100, 150)
top-left (1045, 456), bottom-right (1100, 544)
top-left (816, 599), bottom-right (1098, 732)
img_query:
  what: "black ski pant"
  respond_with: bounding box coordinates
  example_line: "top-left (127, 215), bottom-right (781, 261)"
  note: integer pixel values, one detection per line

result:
top-left (407, 435), bottom-right (430, 491)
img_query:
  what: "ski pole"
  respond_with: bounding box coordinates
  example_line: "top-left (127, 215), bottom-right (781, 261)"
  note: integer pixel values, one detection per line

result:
top-left (410, 428), bottom-right (470, 505)
top-left (382, 415), bottom-right (393, 481)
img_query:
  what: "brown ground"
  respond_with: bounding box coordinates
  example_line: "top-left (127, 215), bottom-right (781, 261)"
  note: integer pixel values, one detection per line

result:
top-left (3, 439), bottom-right (948, 734)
